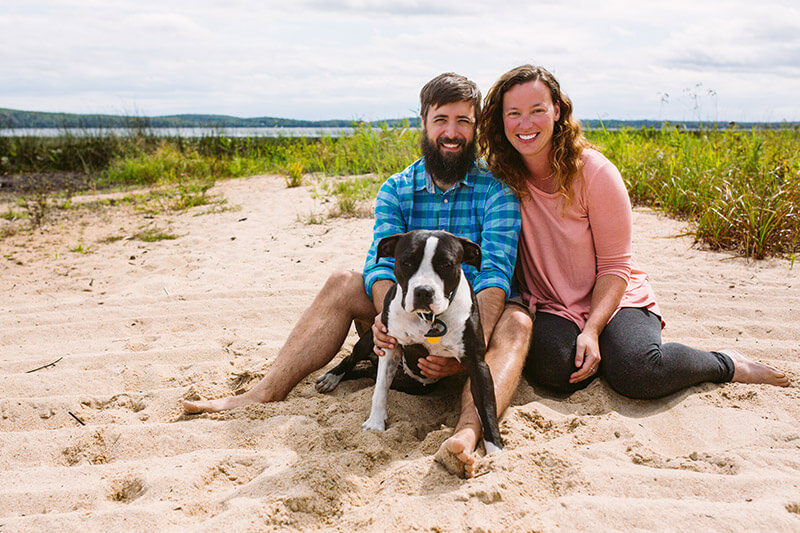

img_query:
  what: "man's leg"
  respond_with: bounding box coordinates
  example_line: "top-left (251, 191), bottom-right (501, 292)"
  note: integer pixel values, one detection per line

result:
top-left (184, 270), bottom-right (378, 413)
top-left (435, 304), bottom-right (532, 477)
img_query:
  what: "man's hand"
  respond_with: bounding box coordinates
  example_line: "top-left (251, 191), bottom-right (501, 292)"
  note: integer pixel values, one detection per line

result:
top-left (373, 316), bottom-right (463, 378)
top-left (418, 355), bottom-right (464, 379)
top-left (372, 314), bottom-right (396, 356)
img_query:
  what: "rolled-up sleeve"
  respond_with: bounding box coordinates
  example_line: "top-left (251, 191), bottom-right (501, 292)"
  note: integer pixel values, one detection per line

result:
top-left (363, 177), bottom-right (406, 298)
top-left (471, 182), bottom-right (521, 297)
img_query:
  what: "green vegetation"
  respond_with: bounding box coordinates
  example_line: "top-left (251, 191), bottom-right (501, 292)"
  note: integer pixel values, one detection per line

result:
top-left (1, 123), bottom-right (798, 259)
top-left (0, 107), bottom-right (421, 129)
top-left (133, 227), bottom-right (180, 242)
top-left (587, 126), bottom-right (800, 259)
top-left (70, 242), bottom-right (92, 254)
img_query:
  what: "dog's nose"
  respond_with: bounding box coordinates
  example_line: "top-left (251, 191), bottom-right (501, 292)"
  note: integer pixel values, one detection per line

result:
top-left (413, 285), bottom-right (435, 306)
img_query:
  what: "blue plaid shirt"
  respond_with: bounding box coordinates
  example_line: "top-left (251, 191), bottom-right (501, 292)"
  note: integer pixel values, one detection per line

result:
top-left (363, 157), bottom-right (521, 299)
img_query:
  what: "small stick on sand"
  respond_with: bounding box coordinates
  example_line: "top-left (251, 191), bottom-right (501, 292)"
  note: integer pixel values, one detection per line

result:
top-left (25, 356), bottom-right (64, 373)
top-left (68, 412), bottom-right (86, 426)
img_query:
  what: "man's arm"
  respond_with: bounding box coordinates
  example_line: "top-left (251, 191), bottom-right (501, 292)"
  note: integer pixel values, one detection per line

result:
top-left (363, 175), bottom-right (408, 297)
top-left (371, 279), bottom-right (393, 315)
top-left (470, 179), bottom-right (521, 300)
top-left (476, 286), bottom-right (506, 346)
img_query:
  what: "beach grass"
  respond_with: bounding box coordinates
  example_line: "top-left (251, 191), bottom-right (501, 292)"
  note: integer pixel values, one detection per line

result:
top-left (1, 124), bottom-right (798, 259)
top-left (587, 126), bottom-right (800, 259)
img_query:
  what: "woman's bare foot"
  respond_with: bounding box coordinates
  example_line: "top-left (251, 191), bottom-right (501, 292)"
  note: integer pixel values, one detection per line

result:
top-left (183, 393), bottom-right (257, 414)
top-left (434, 427), bottom-right (480, 478)
top-left (720, 349), bottom-right (790, 387)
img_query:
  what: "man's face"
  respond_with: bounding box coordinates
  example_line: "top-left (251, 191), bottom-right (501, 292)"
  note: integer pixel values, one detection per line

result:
top-left (421, 100), bottom-right (477, 188)
top-left (423, 101), bottom-right (476, 156)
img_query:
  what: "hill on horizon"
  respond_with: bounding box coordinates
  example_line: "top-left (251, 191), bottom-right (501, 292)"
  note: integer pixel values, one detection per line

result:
top-left (1, 107), bottom-right (796, 131)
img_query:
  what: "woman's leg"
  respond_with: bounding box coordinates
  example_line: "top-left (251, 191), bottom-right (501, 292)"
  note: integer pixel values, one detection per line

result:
top-left (524, 312), bottom-right (597, 394)
top-left (599, 307), bottom-right (734, 399)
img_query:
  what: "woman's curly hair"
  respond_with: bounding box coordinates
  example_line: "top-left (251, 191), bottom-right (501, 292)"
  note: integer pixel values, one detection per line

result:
top-left (478, 65), bottom-right (590, 202)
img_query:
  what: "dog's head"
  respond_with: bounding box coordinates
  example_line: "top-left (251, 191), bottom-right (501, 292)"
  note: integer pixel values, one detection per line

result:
top-left (377, 230), bottom-right (480, 314)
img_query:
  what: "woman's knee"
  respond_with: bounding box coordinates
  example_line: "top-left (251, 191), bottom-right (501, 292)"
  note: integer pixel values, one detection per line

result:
top-left (522, 362), bottom-right (591, 394)
top-left (523, 343), bottom-right (578, 392)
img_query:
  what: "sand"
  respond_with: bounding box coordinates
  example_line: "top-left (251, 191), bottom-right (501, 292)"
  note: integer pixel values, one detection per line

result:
top-left (1, 174), bottom-right (799, 532)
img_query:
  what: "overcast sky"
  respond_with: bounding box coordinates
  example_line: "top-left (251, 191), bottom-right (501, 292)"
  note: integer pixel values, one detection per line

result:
top-left (2, 0), bottom-right (799, 123)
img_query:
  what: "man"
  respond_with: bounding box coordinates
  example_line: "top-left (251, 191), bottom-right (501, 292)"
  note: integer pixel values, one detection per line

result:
top-left (184, 73), bottom-right (532, 478)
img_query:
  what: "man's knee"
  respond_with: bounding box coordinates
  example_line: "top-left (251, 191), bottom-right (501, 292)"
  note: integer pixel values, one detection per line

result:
top-left (486, 305), bottom-right (533, 371)
top-left (319, 270), bottom-right (367, 305)
top-left (495, 304), bottom-right (533, 346)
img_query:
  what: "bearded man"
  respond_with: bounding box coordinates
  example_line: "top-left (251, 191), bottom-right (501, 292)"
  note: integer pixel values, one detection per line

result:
top-left (184, 73), bottom-right (531, 478)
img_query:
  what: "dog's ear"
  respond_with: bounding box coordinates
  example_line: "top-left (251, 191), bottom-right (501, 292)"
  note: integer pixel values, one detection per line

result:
top-left (458, 237), bottom-right (482, 270)
top-left (376, 233), bottom-right (404, 260)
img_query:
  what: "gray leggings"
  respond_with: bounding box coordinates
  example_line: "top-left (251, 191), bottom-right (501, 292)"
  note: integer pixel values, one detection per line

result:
top-left (524, 307), bottom-right (735, 399)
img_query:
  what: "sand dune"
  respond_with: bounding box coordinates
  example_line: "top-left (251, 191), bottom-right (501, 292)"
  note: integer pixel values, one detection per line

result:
top-left (1, 174), bottom-right (798, 531)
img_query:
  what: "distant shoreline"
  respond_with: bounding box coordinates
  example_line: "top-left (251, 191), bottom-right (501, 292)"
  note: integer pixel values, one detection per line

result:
top-left (2, 107), bottom-right (798, 132)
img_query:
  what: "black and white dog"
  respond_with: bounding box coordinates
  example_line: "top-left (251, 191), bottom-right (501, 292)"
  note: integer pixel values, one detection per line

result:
top-left (315, 230), bottom-right (503, 453)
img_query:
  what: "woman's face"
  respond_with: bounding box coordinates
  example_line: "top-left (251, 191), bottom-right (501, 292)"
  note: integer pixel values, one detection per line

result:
top-left (502, 79), bottom-right (561, 162)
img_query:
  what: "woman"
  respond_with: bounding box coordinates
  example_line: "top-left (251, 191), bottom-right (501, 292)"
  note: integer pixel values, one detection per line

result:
top-left (478, 65), bottom-right (788, 398)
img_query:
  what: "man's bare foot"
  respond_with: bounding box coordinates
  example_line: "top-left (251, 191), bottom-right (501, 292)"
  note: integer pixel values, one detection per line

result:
top-left (434, 427), bottom-right (479, 479)
top-left (183, 393), bottom-right (257, 414)
top-left (720, 349), bottom-right (790, 387)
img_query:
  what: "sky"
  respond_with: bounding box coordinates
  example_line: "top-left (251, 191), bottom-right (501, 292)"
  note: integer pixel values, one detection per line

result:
top-left (2, 0), bottom-right (799, 123)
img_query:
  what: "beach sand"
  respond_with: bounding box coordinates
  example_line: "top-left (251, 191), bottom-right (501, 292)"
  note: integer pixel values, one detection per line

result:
top-left (1, 174), bottom-right (799, 531)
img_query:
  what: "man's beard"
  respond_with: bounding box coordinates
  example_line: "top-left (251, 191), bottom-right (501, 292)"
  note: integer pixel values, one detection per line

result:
top-left (421, 131), bottom-right (477, 189)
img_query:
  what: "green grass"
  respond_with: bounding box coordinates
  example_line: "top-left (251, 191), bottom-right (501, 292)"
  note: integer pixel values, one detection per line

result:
top-left (133, 227), bottom-right (179, 242)
top-left (70, 242), bottom-right (92, 254)
top-left (2, 123), bottom-right (798, 259)
top-left (587, 126), bottom-right (800, 259)
top-left (1, 207), bottom-right (22, 221)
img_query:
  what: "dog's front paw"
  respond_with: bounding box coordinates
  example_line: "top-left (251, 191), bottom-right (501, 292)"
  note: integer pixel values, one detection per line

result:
top-left (362, 415), bottom-right (386, 431)
top-left (315, 372), bottom-right (342, 393)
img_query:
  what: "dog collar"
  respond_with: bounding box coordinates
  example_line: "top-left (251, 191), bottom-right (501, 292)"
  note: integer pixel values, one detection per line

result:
top-left (423, 318), bottom-right (448, 345)
top-left (415, 283), bottom-right (459, 344)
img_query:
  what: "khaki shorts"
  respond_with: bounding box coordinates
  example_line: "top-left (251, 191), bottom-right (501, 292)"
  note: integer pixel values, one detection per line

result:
top-left (507, 295), bottom-right (533, 317)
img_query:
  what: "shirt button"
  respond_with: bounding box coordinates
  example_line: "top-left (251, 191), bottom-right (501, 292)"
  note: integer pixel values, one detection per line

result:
top-left (443, 199), bottom-right (448, 204)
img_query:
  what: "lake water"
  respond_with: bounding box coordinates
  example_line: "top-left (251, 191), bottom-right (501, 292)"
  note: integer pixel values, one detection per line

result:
top-left (0, 127), bottom-right (373, 138)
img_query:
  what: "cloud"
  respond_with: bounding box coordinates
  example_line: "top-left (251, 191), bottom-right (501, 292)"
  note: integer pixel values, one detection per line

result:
top-left (658, 8), bottom-right (800, 75)
top-left (1, 0), bottom-right (798, 120)
top-left (299, 0), bottom-right (486, 16)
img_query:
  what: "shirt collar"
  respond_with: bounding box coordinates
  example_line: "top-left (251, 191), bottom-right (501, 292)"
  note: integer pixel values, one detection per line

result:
top-left (415, 158), bottom-right (478, 193)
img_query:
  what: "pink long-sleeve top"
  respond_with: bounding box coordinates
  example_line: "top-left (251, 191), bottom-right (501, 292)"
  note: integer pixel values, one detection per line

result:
top-left (516, 148), bottom-right (661, 329)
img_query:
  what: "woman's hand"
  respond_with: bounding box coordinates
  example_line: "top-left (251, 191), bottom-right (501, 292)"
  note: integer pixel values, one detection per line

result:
top-left (417, 355), bottom-right (464, 380)
top-left (570, 330), bottom-right (601, 383)
top-left (372, 314), bottom-right (396, 356)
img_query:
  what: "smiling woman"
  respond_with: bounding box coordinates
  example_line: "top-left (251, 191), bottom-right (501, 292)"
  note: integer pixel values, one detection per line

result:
top-left (478, 65), bottom-right (587, 204)
top-left (478, 63), bottom-right (790, 401)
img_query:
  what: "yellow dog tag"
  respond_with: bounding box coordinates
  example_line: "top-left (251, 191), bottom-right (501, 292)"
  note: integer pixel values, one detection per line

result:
top-left (424, 318), bottom-right (447, 345)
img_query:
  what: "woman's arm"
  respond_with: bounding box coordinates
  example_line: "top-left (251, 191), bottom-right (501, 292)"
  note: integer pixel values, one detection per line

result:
top-left (570, 274), bottom-right (626, 383)
top-left (570, 155), bottom-right (633, 383)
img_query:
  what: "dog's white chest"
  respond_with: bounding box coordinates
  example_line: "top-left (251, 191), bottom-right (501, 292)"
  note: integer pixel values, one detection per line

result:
top-left (386, 285), bottom-right (470, 359)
